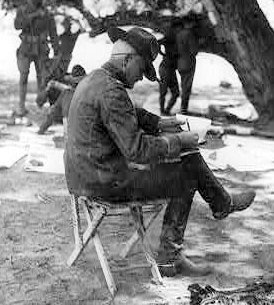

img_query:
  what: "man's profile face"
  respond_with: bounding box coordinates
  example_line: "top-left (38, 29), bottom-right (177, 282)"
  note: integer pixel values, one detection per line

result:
top-left (125, 55), bottom-right (146, 88)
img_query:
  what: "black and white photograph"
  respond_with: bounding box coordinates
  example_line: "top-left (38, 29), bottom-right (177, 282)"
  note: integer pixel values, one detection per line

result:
top-left (0, 0), bottom-right (274, 304)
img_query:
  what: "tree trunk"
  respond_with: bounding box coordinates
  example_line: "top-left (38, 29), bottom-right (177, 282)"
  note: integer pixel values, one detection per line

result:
top-left (206, 0), bottom-right (274, 117)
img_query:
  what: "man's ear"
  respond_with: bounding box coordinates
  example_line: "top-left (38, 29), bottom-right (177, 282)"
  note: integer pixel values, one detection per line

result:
top-left (124, 54), bottom-right (135, 65)
top-left (122, 53), bottom-right (135, 71)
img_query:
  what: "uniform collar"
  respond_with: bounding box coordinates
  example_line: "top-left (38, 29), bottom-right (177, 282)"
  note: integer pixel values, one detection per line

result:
top-left (101, 61), bottom-right (131, 88)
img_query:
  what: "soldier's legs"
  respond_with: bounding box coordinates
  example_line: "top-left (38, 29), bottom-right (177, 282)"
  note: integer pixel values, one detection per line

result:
top-left (158, 63), bottom-right (168, 114)
top-left (179, 64), bottom-right (196, 114)
top-left (157, 196), bottom-right (193, 264)
top-left (40, 57), bottom-right (54, 90)
top-left (57, 58), bottom-right (71, 79)
top-left (17, 51), bottom-right (31, 116)
top-left (165, 70), bottom-right (179, 114)
top-left (34, 56), bottom-right (43, 92)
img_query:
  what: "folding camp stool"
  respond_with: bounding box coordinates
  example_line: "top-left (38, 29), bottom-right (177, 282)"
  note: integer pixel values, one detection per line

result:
top-left (67, 194), bottom-right (165, 296)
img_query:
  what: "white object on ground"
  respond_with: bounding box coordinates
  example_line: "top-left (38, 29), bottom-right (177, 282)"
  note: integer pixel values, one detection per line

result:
top-left (188, 98), bottom-right (258, 122)
top-left (0, 145), bottom-right (27, 169)
top-left (201, 134), bottom-right (274, 172)
top-left (188, 99), bottom-right (240, 115)
top-left (176, 114), bottom-right (212, 143)
top-left (24, 146), bottom-right (64, 174)
top-left (224, 102), bottom-right (258, 121)
top-left (223, 134), bottom-right (274, 151)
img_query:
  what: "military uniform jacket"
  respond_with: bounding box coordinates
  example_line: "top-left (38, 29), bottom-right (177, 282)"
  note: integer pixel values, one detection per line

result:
top-left (64, 61), bottom-right (183, 196)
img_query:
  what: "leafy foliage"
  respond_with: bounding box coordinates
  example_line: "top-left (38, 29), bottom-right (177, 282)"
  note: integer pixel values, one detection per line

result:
top-left (0, 0), bottom-right (181, 12)
top-left (0, 0), bottom-right (83, 10)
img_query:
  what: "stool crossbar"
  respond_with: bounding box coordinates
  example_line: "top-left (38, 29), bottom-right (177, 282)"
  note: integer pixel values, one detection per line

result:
top-left (67, 194), bottom-right (165, 296)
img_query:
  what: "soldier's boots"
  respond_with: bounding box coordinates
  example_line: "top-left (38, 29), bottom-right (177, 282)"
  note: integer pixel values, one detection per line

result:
top-left (213, 190), bottom-right (256, 220)
top-left (158, 250), bottom-right (213, 277)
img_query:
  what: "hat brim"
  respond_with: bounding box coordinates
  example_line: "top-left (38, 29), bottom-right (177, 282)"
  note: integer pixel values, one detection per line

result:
top-left (144, 61), bottom-right (157, 82)
top-left (107, 27), bottom-right (128, 43)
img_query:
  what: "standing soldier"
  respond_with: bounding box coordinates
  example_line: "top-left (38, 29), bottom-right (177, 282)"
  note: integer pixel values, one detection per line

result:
top-left (14, 0), bottom-right (59, 117)
top-left (176, 23), bottom-right (199, 114)
top-left (158, 25), bottom-right (180, 116)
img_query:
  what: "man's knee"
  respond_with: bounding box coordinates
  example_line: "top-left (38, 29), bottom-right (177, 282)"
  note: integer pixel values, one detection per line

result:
top-left (36, 89), bottom-right (48, 108)
top-left (171, 86), bottom-right (179, 98)
top-left (17, 50), bottom-right (30, 71)
top-left (159, 81), bottom-right (168, 95)
top-left (19, 72), bottom-right (29, 85)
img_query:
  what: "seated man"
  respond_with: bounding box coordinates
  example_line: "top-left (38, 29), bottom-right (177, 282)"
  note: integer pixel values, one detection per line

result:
top-left (64, 27), bottom-right (256, 276)
top-left (37, 65), bottom-right (86, 134)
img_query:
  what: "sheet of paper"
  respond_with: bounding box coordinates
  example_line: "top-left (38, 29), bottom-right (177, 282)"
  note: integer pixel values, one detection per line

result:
top-left (0, 145), bottom-right (27, 169)
top-left (24, 146), bottom-right (64, 174)
top-left (201, 142), bottom-right (274, 172)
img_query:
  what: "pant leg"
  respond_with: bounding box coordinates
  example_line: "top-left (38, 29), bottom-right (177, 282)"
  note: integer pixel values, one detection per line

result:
top-left (88, 153), bottom-right (231, 261)
top-left (40, 58), bottom-right (54, 89)
top-left (165, 69), bottom-right (179, 113)
top-left (158, 62), bottom-right (168, 113)
top-left (157, 195), bottom-right (193, 262)
top-left (17, 51), bottom-right (31, 115)
top-left (94, 153), bottom-right (230, 253)
top-left (95, 153), bottom-right (230, 212)
top-left (34, 55), bottom-right (43, 92)
top-left (58, 57), bottom-right (71, 78)
top-left (38, 102), bottom-right (61, 134)
top-left (179, 62), bottom-right (196, 114)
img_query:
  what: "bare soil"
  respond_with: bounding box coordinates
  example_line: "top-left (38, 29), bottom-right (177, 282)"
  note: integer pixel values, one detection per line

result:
top-left (1, 81), bottom-right (274, 305)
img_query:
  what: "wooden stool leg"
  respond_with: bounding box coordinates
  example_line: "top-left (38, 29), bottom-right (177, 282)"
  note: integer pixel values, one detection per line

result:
top-left (142, 246), bottom-right (163, 285)
top-left (130, 206), bottom-right (163, 284)
top-left (67, 195), bottom-right (83, 266)
top-left (93, 233), bottom-right (117, 296)
top-left (83, 202), bottom-right (117, 297)
top-left (138, 231), bottom-right (163, 284)
top-left (119, 205), bottom-right (163, 259)
top-left (67, 198), bottom-right (105, 266)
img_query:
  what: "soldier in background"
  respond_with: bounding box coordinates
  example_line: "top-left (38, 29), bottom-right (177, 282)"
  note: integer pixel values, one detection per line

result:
top-left (158, 24), bottom-right (180, 116)
top-left (14, 0), bottom-right (59, 117)
top-left (176, 23), bottom-right (199, 114)
top-left (37, 64), bottom-right (86, 135)
top-left (41, 17), bottom-right (85, 88)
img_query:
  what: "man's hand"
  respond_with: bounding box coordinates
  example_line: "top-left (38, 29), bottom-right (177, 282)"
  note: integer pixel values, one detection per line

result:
top-left (158, 116), bottom-right (186, 133)
top-left (178, 131), bottom-right (199, 150)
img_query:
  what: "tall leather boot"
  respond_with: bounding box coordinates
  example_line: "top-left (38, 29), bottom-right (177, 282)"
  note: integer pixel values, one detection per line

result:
top-left (18, 73), bottom-right (28, 116)
top-left (165, 93), bottom-right (179, 114)
top-left (157, 197), bottom-right (212, 276)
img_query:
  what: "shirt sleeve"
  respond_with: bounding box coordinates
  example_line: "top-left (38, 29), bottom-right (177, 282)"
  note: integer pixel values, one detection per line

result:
top-left (100, 84), bottom-right (177, 164)
top-left (135, 107), bottom-right (160, 135)
top-left (38, 101), bottom-right (61, 133)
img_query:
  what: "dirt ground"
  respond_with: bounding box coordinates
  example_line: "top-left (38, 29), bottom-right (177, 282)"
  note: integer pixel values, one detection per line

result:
top-left (1, 80), bottom-right (274, 305)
